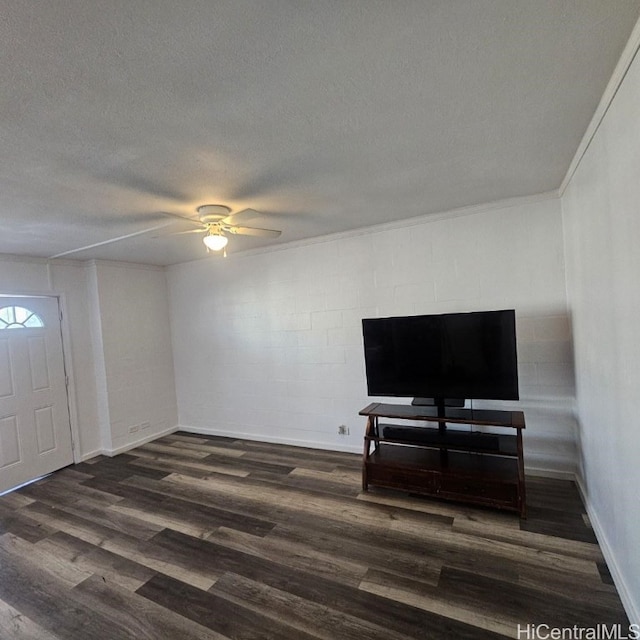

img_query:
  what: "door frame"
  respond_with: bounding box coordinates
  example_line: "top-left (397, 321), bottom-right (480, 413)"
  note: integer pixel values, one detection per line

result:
top-left (0, 291), bottom-right (81, 465)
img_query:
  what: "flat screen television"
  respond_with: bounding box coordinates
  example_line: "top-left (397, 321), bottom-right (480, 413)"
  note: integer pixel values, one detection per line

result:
top-left (362, 309), bottom-right (519, 409)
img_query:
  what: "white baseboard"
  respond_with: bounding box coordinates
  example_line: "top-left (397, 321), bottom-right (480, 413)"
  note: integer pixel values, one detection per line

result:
top-left (102, 424), bottom-right (179, 457)
top-left (575, 475), bottom-right (639, 626)
top-left (80, 449), bottom-right (103, 462)
top-left (179, 425), bottom-right (583, 470)
top-left (178, 425), bottom-right (363, 455)
top-left (523, 465), bottom-right (576, 481)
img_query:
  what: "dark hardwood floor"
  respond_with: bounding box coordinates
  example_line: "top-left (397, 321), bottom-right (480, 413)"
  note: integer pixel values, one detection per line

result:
top-left (0, 432), bottom-right (628, 639)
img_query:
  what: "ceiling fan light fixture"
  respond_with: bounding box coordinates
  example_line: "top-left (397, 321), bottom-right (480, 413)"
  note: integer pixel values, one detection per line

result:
top-left (203, 232), bottom-right (228, 251)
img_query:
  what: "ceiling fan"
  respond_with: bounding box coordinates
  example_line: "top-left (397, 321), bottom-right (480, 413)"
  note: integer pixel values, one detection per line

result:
top-left (162, 205), bottom-right (282, 254)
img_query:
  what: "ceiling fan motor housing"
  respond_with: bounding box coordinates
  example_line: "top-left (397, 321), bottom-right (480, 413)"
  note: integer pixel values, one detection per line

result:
top-left (197, 204), bottom-right (231, 224)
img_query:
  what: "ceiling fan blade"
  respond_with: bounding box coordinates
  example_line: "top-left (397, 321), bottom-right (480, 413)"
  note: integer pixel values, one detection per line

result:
top-left (173, 228), bottom-right (207, 235)
top-left (226, 225), bottom-right (282, 238)
top-left (220, 208), bottom-right (263, 225)
top-left (153, 228), bottom-right (207, 238)
top-left (158, 211), bottom-right (204, 226)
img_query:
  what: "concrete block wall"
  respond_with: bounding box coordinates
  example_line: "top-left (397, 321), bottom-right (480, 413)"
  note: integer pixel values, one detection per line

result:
top-left (90, 261), bottom-right (178, 454)
top-left (168, 194), bottom-right (576, 473)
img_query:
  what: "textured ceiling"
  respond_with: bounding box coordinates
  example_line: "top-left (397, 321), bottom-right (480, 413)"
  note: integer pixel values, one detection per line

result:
top-left (1, 1), bottom-right (639, 265)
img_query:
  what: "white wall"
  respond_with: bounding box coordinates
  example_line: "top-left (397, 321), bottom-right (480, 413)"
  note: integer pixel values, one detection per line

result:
top-left (168, 195), bottom-right (575, 472)
top-left (561, 38), bottom-right (640, 623)
top-left (89, 261), bottom-right (178, 454)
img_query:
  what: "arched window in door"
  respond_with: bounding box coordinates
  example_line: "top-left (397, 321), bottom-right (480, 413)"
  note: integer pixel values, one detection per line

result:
top-left (0, 305), bottom-right (45, 329)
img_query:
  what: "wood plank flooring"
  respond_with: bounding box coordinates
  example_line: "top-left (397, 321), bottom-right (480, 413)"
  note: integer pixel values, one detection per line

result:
top-left (0, 432), bottom-right (629, 639)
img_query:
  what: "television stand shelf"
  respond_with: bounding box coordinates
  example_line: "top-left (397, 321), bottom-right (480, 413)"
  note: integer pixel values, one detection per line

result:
top-left (359, 402), bottom-right (526, 518)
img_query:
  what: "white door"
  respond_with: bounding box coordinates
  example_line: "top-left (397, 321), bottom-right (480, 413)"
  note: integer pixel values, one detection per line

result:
top-left (0, 297), bottom-right (73, 493)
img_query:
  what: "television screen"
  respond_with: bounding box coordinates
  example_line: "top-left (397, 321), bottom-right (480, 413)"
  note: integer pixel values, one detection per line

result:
top-left (362, 309), bottom-right (519, 402)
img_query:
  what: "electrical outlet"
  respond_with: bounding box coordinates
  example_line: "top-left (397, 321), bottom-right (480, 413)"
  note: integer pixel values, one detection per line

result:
top-left (140, 421), bottom-right (151, 431)
top-left (338, 425), bottom-right (349, 435)
top-left (128, 424), bottom-right (140, 434)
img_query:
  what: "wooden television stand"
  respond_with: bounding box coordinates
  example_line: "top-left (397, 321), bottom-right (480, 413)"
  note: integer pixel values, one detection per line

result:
top-left (360, 402), bottom-right (526, 518)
